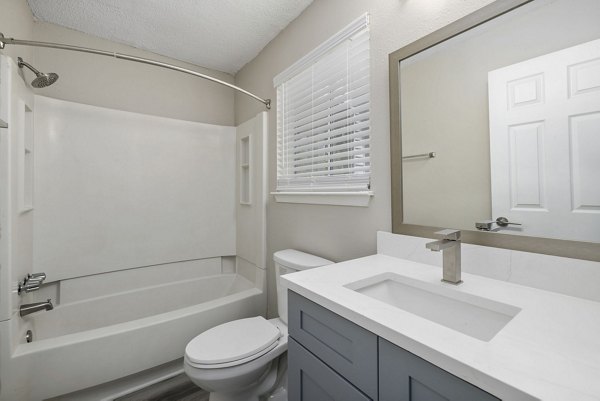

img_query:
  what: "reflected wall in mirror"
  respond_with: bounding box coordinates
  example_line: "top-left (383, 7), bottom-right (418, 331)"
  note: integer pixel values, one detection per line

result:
top-left (390, 0), bottom-right (600, 260)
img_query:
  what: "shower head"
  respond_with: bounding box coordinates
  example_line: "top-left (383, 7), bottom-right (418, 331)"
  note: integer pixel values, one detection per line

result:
top-left (17, 57), bottom-right (59, 88)
top-left (30, 72), bottom-right (59, 88)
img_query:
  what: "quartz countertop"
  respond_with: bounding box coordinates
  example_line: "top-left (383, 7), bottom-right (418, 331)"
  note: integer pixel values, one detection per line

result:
top-left (282, 254), bottom-right (600, 401)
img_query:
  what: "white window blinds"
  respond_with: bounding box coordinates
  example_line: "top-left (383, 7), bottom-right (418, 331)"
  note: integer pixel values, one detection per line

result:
top-left (275, 15), bottom-right (370, 192)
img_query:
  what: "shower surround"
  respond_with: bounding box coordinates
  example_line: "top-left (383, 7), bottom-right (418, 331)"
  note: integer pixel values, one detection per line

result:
top-left (0, 56), bottom-right (268, 400)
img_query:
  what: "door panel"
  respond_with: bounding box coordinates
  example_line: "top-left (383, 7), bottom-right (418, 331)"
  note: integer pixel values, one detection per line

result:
top-left (288, 338), bottom-right (371, 401)
top-left (488, 38), bottom-right (600, 242)
top-left (379, 338), bottom-right (499, 401)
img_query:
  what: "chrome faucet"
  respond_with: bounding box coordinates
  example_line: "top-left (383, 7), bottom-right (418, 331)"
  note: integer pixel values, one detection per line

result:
top-left (17, 272), bottom-right (47, 294)
top-left (426, 229), bottom-right (462, 285)
top-left (20, 299), bottom-right (54, 317)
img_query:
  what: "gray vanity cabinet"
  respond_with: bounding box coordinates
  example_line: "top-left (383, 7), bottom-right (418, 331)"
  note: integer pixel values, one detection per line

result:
top-left (288, 291), bottom-right (378, 400)
top-left (288, 291), bottom-right (502, 401)
top-left (379, 338), bottom-right (500, 401)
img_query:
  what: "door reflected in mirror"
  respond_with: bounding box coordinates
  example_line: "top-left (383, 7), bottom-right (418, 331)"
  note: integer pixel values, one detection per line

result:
top-left (399, 0), bottom-right (600, 243)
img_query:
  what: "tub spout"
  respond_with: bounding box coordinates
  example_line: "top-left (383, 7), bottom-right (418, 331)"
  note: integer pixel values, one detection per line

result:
top-left (20, 299), bottom-right (54, 317)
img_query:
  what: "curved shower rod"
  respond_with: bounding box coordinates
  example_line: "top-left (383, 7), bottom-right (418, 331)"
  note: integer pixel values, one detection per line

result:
top-left (0, 33), bottom-right (271, 109)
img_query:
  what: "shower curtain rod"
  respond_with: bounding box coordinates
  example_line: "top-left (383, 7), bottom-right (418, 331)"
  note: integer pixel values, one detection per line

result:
top-left (0, 33), bottom-right (271, 109)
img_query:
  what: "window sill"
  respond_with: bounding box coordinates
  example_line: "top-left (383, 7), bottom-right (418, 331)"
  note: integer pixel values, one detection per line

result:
top-left (272, 191), bottom-right (373, 207)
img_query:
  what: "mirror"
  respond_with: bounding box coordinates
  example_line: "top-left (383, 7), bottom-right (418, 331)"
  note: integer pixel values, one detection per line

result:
top-left (390, 0), bottom-right (600, 261)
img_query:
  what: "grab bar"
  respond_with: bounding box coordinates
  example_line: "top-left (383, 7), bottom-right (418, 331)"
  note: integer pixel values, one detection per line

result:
top-left (402, 151), bottom-right (435, 160)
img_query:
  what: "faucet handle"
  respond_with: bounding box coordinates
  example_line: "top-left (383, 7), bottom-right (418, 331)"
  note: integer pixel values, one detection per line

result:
top-left (18, 280), bottom-right (40, 294)
top-left (28, 272), bottom-right (47, 282)
top-left (434, 229), bottom-right (461, 240)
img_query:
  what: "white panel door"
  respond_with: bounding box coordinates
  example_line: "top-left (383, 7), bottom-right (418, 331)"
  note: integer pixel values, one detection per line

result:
top-left (489, 39), bottom-right (600, 242)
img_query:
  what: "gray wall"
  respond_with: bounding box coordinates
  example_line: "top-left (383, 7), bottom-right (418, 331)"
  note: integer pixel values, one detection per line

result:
top-left (234, 0), bottom-right (496, 316)
top-left (0, 0), bottom-right (235, 125)
top-left (0, 0), bottom-right (34, 63)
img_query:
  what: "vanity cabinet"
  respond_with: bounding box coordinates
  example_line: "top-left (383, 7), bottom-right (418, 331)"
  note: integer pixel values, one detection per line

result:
top-left (288, 291), bottom-right (501, 401)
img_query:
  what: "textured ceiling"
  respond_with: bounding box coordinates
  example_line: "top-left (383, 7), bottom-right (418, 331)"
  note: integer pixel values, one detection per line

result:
top-left (27, 0), bottom-right (313, 74)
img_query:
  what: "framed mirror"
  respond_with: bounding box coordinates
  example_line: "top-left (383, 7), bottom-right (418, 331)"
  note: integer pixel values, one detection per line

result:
top-left (390, 0), bottom-right (600, 261)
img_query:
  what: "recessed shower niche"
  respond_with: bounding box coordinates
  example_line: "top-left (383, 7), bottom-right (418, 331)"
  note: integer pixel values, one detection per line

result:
top-left (240, 135), bottom-right (251, 205)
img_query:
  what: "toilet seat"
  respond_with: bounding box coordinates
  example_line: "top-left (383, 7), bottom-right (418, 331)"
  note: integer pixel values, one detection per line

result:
top-left (185, 316), bottom-right (281, 369)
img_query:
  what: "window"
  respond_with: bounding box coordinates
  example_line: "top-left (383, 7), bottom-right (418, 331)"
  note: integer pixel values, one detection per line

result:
top-left (274, 14), bottom-right (371, 206)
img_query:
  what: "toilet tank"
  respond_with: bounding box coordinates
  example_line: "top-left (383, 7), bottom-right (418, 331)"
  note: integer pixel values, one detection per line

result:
top-left (273, 249), bottom-right (333, 324)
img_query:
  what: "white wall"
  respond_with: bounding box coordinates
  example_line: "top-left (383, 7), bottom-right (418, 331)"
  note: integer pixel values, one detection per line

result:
top-left (0, 0), bottom-right (239, 282)
top-left (33, 96), bottom-right (236, 280)
top-left (236, 112), bottom-right (268, 269)
top-left (0, 57), bottom-right (35, 322)
top-left (234, 0), bottom-right (496, 316)
top-left (0, 0), bottom-right (36, 328)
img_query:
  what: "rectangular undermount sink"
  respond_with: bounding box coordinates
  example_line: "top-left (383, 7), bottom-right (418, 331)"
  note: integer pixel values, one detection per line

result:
top-left (345, 273), bottom-right (521, 341)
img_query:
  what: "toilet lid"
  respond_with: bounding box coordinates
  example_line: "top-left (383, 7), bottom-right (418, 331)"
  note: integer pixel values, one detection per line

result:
top-left (185, 316), bottom-right (281, 365)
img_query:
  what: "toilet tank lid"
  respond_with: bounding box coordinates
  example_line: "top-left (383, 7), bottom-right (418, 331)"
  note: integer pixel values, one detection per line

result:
top-left (273, 249), bottom-right (333, 270)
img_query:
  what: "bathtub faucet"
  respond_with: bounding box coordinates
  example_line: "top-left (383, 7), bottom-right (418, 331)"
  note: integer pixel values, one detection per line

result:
top-left (18, 272), bottom-right (47, 294)
top-left (20, 299), bottom-right (54, 317)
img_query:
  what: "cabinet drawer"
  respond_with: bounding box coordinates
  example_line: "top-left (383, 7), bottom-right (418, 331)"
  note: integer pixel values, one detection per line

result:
top-left (379, 338), bottom-right (500, 401)
top-left (288, 291), bottom-right (378, 399)
top-left (289, 338), bottom-right (372, 401)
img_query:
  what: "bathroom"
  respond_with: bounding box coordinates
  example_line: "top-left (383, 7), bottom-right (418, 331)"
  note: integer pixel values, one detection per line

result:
top-left (0, 0), bottom-right (599, 400)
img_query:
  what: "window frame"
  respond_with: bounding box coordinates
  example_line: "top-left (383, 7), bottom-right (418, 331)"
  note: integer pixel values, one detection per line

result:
top-left (272, 14), bottom-right (373, 207)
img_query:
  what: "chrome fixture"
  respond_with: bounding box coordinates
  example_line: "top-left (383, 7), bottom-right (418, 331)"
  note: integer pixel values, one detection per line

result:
top-left (0, 118), bottom-right (7, 128)
top-left (27, 272), bottom-right (47, 281)
top-left (0, 33), bottom-right (271, 109)
top-left (25, 330), bottom-right (33, 343)
top-left (19, 299), bottom-right (53, 317)
top-left (476, 217), bottom-right (522, 231)
top-left (496, 217), bottom-right (521, 227)
top-left (402, 151), bottom-right (436, 161)
top-left (426, 229), bottom-right (462, 285)
top-left (18, 280), bottom-right (41, 293)
top-left (17, 57), bottom-right (59, 88)
top-left (17, 272), bottom-right (47, 294)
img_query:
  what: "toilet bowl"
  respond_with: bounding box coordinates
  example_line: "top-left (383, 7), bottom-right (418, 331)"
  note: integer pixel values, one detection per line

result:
top-left (184, 250), bottom-right (332, 401)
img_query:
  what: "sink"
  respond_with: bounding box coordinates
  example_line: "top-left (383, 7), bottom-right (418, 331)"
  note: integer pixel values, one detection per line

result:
top-left (345, 273), bottom-right (520, 341)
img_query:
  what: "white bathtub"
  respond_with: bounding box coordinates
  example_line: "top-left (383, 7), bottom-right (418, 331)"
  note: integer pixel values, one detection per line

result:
top-left (1, 264), bottom-right (265, 401)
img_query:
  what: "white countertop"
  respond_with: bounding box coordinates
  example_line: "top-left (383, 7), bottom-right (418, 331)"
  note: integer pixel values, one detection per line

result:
top-left (283, 254), bottom-right (600, 401)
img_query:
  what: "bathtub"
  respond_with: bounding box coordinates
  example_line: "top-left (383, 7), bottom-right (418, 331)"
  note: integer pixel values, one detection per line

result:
top-left (0, 261), bottom-right (265, 401)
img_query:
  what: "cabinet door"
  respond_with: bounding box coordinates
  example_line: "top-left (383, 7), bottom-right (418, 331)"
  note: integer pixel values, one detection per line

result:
top-left (379, 339), bottom-right (500, 401)
top-left (289, 338), bottom-right (372, 401)
top-left (288, 291), bottom-right (378, 398)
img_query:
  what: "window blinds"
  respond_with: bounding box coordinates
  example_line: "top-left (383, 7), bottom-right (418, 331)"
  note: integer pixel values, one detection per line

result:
top-left (275, 16), bottom-right (370, 192)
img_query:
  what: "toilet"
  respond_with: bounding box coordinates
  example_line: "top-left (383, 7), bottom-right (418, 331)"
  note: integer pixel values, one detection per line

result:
top-left (184, 249), bottom-right (333, 401)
